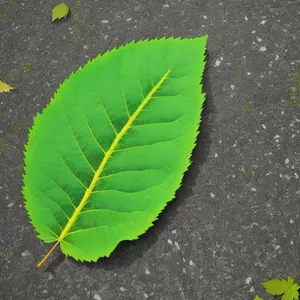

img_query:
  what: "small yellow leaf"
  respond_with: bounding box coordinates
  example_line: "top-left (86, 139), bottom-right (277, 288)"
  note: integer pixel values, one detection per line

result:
top-left (0, 81), bottom-right (14, 93)
top-left (52, 2), bottom-right (70, 22)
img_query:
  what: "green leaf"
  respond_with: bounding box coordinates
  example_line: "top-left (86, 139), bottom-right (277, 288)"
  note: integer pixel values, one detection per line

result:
top-left (23, 36), bottom-right (208, 266)
top-left (262, 277), bottom-right (300, 298)
top-left (52, 2), bottom-right (70, 22)
top-left (282, 289), bottom-right (299, 300)
top-left (254, 295), bottom-right (264, 300)
top-left (0, 80), bottom-right (13, 93)
top-left (262, 278), bottom-right (290, 295)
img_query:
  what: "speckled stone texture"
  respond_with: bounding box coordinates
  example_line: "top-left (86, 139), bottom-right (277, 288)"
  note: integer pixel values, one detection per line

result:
top-left (0, 0), bottom-right (300, 299)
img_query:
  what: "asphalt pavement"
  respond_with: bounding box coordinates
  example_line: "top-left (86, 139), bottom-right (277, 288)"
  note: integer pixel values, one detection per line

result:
top-left (0, 0), bottom-right (300, 299)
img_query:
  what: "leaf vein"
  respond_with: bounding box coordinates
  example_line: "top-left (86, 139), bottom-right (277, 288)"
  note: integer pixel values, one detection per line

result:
top-left (38, 170), bottom-right (77, 209)
top-left (131, 114), bottom-right (186, 128)
top-left (63, 108), bottom-right (96, 174)
top-left (46, 207), bottom-right (63, 231)
top-left (99, 168), bottom-right (163, 180)
top-left (115, 136), bottom-right (180, 152)
top-left (148, 55), bottom-right (154, 88)
top-left (79, 208), bottom-right (142, 215)
top-left (79, 102), bottom-right (107, 155)
top-left (92, 176), bottom-right (167, 194)
top-left (133, 55), bottom-right (145, 99)
top-left (44, 224), bottom-right (59, 238)
top-left (61, 239), bottom-right (85, 254)
top-left (97, 90), bottom-right (118, 135)
top-left (120, 80), bottom-right (131, 119)
top-left (40, 192), bottom-right (70, 220)
top-left (67, 225), bottom-right (111, 236)
top-left (55, 148), bottom-right (88, 189)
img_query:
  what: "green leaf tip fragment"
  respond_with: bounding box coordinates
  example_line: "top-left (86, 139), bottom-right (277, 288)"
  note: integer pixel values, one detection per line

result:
top-left (52, 2), bottom-right (70, 22)
top-left (262, 277), bottom-right (300, 300)
top-left (254, 295), bottom-right (264, 300)
top-left (23, 35), bottom-right (208, 266)
top-left (0, 80), bottom-right (14, 93)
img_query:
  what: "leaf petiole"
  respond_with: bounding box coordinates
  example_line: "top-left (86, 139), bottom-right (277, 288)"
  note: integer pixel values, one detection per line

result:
top-left (37, 241), bottom-right (60, 268)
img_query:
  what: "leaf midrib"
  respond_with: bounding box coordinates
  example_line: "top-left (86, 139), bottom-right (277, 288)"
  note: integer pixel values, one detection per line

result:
top-left (57, 68), bottom-right (172, 243)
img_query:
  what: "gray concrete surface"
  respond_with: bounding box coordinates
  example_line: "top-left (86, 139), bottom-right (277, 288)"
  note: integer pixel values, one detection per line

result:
top-left (1, 0), bottom-right (300, 299)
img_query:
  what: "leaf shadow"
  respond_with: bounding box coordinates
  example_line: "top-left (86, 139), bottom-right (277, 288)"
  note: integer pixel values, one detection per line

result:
top-left (44, 251), bottom-right (66, 274)
top-left (65, 50), bottom-right (217, 271)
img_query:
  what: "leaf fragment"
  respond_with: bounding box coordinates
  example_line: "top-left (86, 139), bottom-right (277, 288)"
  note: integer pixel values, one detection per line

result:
top-left (262, 278), bottom-right (290, 295)
top-left (262, 277), bottom-right (300, 299)
top-left (282, 289), bottom-right (299, 300)
top-left (254, 295), bottom-right (264, 300)
top-left (0, 80), bottom-right (13, 93)
top-left (52, 2), bottom-right (70, 22)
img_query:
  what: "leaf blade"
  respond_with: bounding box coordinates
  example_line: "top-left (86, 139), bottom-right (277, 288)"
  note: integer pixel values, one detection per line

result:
top-left (52, 2), bottom-right (70, 22)
top-left (262, 278), bottom-right (289, 295)
top-left (23, 36), bottom-right (208, 264)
